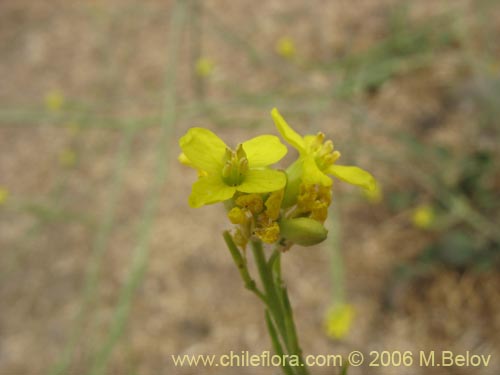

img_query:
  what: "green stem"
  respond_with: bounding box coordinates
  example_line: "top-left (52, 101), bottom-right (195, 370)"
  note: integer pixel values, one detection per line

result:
top-left (281, 287), bottom-right (308, 375)
top-left (265, 311), bottom-right (295, 375)
top-left (251, 239), bottom-right (311, 375)
top-left (250, 239), bottom-right (290, 349)
top-left (222, 231), bottom-right (267, 304)
top-left (267, 248), bottom-right (280, 269)
top-left (264, 244), bottom-right (309, 375)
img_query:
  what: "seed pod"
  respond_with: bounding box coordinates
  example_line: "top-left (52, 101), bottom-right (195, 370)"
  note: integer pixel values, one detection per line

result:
top-left (279, 217), bottom-right (328, 246)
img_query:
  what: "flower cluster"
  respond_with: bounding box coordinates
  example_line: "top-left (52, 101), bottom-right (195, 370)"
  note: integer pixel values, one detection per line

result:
top-left (179, 108), bottom-right (376, 250)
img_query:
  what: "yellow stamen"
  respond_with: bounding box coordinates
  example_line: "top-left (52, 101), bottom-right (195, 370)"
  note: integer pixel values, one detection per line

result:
top-left (255, 222), bottom-right (280, 244)
top-left (227, 207), bottom-right (248, 224)
top-left (264, 190), bottom-right (284, 220)
top-left (221, 145), bottom-right (249, 186)
top-left (233, 228), bottom-right (248, 249)
top-left (235, 194), bottom-right (264, 215)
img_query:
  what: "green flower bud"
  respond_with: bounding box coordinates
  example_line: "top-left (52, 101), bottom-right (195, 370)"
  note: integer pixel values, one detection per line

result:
top-left (279, 217), bottom-right (328, 246)
top-left (282, 159), bottom-right (302, 208)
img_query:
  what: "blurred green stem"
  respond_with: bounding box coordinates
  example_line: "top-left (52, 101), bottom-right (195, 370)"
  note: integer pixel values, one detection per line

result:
top-left (87, 1), bottom-right (188, 374)
top-left (328, 205), bottom-right (345, 305)
top-left (49, 126), bottom-right (136, 375)
top-left (189, 0), bottom-right (206, 99)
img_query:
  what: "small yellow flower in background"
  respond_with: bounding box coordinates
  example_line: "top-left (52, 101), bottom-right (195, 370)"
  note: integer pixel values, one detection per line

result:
top-left (179, 128), bottom-right (287, 208)
top-left (412, 204), bottom-right (435, 229)
top-left (45, 90), bottom-right (64, 112)
top-left (362, 181), bottom-right (382, 204)
top-left (275, 37), bottom-right (296, 59)
top-left (195, 57), bottom-right (215, 78)
top-left (324, 304), bottom-right (355, 340)
top-left (59, 149), bottom-right (77, 168)
top-left (271, 108), bottom-right (376, 191)
top-left (0, 187), bottom-right (9, 205)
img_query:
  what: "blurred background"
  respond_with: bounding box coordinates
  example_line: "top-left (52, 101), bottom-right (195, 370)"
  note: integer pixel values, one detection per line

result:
top-left (0, 0), bottom-right (499, 374)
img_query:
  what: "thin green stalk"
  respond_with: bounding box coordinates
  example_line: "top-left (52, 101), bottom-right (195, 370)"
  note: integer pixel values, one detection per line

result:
top-left (271, 250), bottom-right (282, 291)
top-left (265, 311), bottom-right (295, 375)
top-left (222, 231), bottom-right (267, 304)
top-left (189, 0), bottom-right (206, 99)
top-left (281, 287), bottom-right (308, 375)
top-left (250, 240), bottom-right (289, 347)
top-left (49, 126), bottom-right (136, 375)
top-left (252, 241), bottom-right (308, 375)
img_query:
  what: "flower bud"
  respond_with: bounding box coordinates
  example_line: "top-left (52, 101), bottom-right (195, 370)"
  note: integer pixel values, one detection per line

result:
top-left (279, 217), bottom-right (328, 246)
top-left (282, 159), bottom-right (302, 208)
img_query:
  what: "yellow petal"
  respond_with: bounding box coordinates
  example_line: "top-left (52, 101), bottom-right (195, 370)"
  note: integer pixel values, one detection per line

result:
top-left (242, 135), bottom-right (287, 168)
top-left (178, 152), bottom-right (208, 177)
top-left (237, 169), bottom-right (286, 194)
top-left (326, 165), bottom-right (376, 191)
top-left (188, 175), bottom-right (236, 208)
top-left (179, 128), bottom-right (227, 174)
top-left (363, 181), bottom-right (382, 203)
top-left (178, 152), bottom-right (192, 166)
top-left (271, 108), bottom-right (306, 153)
top-left (302, 156), bottom-right (332, 187)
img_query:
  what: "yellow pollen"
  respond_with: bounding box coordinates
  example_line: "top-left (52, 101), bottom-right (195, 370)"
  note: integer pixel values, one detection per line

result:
top-left (297, 183), bottom-right (332, 221)
top-left (236, 194), bottom-right (264, 214)
top-left (255, 222), bottom-right (280, 244)
top-left (311, 132), bottom-right (325, 150)
top-left (227, 207), bottom-right (248, 224)
top-left (264, 190), bottom-right (284, 220)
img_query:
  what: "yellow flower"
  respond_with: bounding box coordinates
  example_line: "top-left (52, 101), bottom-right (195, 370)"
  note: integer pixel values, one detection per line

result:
top-left (58, 149), bottom-right (77, 168)
top-left (271, 108), bottom-right (376, 191)
top-left (0, 187), bottom-right (9, 205)
top-left (179, 128), bottom-right (288, 208)
top-left (324, 304), bottom-right (354, 340)
top-left (276, 37), bottom-right (296, 59)
top-left (45, 90), bottom-right (64, 112)
top-left (412, 204), bottom-right (435, 229)
top-left (195, 57), bottom-right (215, 77)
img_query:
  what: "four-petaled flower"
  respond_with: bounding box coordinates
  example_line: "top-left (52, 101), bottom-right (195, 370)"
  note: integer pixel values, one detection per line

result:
top-left (271, 108), bottom-right (376, 191)
top-left (179, 128), bottom-right (287, 208)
